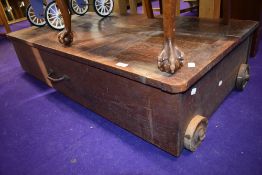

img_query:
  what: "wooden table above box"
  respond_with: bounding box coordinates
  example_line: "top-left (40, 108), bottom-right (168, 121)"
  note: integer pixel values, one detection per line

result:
top-left (8, 14), bottom-right (258, 156)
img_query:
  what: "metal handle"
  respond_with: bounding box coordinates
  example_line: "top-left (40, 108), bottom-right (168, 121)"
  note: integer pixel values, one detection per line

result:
top-left (47, 69), bottom-right (69, 83)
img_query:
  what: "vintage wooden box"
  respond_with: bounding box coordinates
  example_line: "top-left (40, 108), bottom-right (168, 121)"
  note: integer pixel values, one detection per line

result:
top-left (7, 14), bottom-right (258, 156)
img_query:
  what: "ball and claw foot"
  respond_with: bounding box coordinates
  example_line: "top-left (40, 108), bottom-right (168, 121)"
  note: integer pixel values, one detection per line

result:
top-left (58, 30), bottom-right (74, 46)
top-left (158, 39), bottom-right (184, 74)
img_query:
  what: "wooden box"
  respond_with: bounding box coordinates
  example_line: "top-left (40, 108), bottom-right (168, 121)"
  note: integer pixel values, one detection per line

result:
top-left (7, 14), bottom-right (258, 156)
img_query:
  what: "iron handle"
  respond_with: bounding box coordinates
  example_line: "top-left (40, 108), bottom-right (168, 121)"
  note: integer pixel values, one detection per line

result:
top-left (47, 69), bottom-right (70, 83)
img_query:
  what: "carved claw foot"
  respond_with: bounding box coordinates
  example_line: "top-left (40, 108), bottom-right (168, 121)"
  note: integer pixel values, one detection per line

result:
top-left (158, 39), bottom-right (184, 74)
top-left (58, 30), bottom-right (73, 46)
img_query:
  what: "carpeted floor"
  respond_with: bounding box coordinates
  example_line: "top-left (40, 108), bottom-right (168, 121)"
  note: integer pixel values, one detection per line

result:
top-left (0, 1), bottom-right (262, 175)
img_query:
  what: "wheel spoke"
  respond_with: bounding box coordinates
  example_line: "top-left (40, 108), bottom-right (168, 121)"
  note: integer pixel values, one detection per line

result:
top-left (97, 5), bottom-right (102, 11)
top-left (49, 16), bottom-right (56, 20)
top-left (54, 18), bottom-right (58, 27)
top-left (59, 18), bottom-right (62, 27)
top-left (54, 5), bottom-right (58, 13)
top-left (32, 16), bottom-right (37, 22)
top-left (50, 7), bottom-right (56, 14)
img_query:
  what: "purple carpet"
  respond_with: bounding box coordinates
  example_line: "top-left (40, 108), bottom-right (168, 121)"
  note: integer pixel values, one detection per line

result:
top-left (0, 1), bottom-right (262, 175)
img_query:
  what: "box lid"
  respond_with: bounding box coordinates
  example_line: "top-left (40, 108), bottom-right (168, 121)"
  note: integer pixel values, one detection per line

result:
top-left (8, 14), bottom-right (258, 93)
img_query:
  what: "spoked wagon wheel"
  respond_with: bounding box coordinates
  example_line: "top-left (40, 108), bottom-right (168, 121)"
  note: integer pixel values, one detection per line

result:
top-left (26, 4), bottom-right (46, 27)
top-left (45, 1), bottom-right (65, 30)
top-left (70, 0), bottom-right (89, 16)
top-left (94, 0), bottom-right (114, 17)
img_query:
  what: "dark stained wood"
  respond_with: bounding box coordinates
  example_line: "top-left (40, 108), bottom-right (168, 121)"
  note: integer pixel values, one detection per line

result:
top-left (222, 0), bottom-right (231, 25)
top-left (163, 0), bottom-right (176, 39)
top-left (142, 0), bottom-right (154, 18)
top-left (229, 0), bottom-right (262, 56)
top-left (7, 15), bottom-right (257, 156)
top-left (53, 0), bottom-right (177, 73)
top-left (11, 40), bottom-right (52, 87)
top-left (178, 38), bottom-right (251, 153)
top-left (8, 15), bottom-right (258, 93)
top-left (41, 49), bottom-right (183, 155)
top-left (159, 0), bottom-right (163, 14)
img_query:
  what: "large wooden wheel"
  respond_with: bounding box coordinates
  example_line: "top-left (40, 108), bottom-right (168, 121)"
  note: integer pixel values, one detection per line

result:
top-left (184, 115), bottom-right (208, 151)
top-left (236, 64), bottom-right (250, 90)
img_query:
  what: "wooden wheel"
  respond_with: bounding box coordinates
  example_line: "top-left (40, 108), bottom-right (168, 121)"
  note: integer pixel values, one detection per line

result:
top-left (236, 64), bottom-right (250, 91)
top-left (184, 115), bottom-right (208, 152)
top-left (26, 4), bottom-right (46, 27)
top-left (45, 1), bottom-right (65, 30)
top-left (94, 0), bottom-right (114, 17)
top-left (70, 0), bottom-right (89, 16)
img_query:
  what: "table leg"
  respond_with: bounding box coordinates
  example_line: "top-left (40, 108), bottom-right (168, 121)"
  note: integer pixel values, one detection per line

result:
top-left (159, 0), bottom-right (163, 14)
top-left (55, 0), bottom-right (73, 46)
top-left (114, 0), bottom-right (127, 15)
top-left (142, 0), bottom-right (154, 18)
top-left (199, 0), bottom-right (221, 19)
top-left (129, 0), bottom-right (137, 15)
top-left (158, 0), bottom-right (184, 74)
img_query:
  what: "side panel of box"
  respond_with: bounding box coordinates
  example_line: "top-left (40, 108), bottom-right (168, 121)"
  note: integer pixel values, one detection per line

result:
top-left (11, 40), bottom-right (52, 87)
top-left (177, 37), bottom-right (251, 152)
top-left (35, 49), bottom-right (183, 156)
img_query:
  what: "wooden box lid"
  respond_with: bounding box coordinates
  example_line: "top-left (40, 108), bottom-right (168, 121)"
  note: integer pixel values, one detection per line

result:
top-left (8, 14), bottom-right (258, 93)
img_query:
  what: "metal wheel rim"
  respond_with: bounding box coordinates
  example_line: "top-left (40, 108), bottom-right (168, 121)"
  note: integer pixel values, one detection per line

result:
top-left (71, 0), bottom-right (89, 15)
top-left (27, 5), bottom-right (46, 26)
top-left (46, 2), bottom-right (65, 30)
top-left (95, 0), bottom-right (113, 16)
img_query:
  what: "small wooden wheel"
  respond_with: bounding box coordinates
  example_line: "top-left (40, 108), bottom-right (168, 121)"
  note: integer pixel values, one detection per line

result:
top-left (236, 64), bottom-right (250, 91)
top-left (184, 115), bottom-right (208, 152)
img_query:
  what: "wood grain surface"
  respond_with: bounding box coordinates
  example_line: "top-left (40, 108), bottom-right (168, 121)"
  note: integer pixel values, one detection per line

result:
top-left (7, 14), bottom-right (257, 156)
top-left (8, 14), bottom-right (258, 93)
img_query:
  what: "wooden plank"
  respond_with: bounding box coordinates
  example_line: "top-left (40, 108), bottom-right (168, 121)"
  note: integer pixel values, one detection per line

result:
top-left (129, 0), bottom-right (137, 14)
top-left (114, 0), bottom-right (128, 15)
top-left (176, 0), bottom-right (180, 16)
top-left (230, 0), bottom-right (262, 56)
top-left (0, 1), bottom-right (11, 33)
top-left (145, 0), bottom-right (180, 16)
top-left (199, 0), bottom-right (221, 19)
top-left (142, 0), bottom-right (154, 18)
top-left (114, 0), bottom-right (138, 15)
